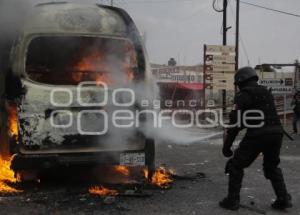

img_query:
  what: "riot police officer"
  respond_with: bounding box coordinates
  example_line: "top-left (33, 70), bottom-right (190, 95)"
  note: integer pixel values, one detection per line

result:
top-left (219, 67), bottom-right (292, 210)
top-left (291, 91), bottom-right (300, 133)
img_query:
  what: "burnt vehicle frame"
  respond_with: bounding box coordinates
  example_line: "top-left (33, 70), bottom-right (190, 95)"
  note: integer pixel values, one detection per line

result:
top-left (0, 2), bottom-right (155, 179)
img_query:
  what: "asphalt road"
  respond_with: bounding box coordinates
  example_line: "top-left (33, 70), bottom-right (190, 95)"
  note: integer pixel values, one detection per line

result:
top-left (0, 128), bottom-right (299, 215)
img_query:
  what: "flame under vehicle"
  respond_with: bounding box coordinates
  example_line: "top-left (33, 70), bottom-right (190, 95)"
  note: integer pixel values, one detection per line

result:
top-left (1, 3), bottom-right (156, 179)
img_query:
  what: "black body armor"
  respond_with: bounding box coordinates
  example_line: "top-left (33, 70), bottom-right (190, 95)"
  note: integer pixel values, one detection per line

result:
top-left (241, 85), bottom-right (282, 136)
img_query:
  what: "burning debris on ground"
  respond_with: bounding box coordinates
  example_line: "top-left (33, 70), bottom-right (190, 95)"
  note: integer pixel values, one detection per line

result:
top-left (144, 166), bottom-right (174, 189)
top-left (0, 157), bottom-right (20, 193)
top-left (0, 163), bottom-right (176, 195)
top-left (86, 165), bottom-right (207, 200)
top-left (88, 165), bottom-right (175, 197)
top-left (89, 186), bottom-right (118, 197)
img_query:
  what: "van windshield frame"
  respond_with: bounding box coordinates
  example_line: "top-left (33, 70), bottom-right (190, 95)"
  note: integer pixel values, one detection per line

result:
top-left (25, 36), bottom-right (138, 86)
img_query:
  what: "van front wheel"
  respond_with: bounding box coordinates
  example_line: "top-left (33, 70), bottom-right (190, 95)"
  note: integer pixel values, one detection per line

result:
top-left (145, 138), bottom-right (155, 182)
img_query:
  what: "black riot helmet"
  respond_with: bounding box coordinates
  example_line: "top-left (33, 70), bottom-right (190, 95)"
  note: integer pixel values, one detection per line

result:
top-left (234, 67), bottom-right (258, 85)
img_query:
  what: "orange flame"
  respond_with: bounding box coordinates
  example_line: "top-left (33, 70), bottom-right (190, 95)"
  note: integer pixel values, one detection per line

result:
top-left (73, 43), bottom-right (136, 86)
top-left (113, 165), bottom-right (130, 177)
top-left (75, 52), bottom-right (106, 73)
top-left (144, 167), bottom-right (174, 188)
top-left (0, 157), bottom-right (20, 193)
top-left (89, 186), bottom-right (118, 196)
top-left (0, 102), bottom-right (20, 193)
top-left (7, 103), bottom-right (18, 141)
top-left (127, 70), bottom-right (134, 82)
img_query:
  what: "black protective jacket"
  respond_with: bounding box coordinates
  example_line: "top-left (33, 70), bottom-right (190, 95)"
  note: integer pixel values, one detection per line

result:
top-left (291, 93), bottom-right (300, 114)
top-left (224, 81), bottom-right (283, 149)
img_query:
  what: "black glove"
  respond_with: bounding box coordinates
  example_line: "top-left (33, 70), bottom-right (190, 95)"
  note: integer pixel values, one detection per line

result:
top-left (222, 147), bottom-right (233, 158)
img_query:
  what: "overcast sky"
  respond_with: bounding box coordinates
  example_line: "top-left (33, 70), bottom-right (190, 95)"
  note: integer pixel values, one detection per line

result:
top-left (2, 0), bottom-right (300, 69)
top-left (112, 0), bottom-right (300, 68)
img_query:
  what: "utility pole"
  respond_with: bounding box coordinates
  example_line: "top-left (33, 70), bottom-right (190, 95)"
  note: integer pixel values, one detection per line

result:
top-left (110, 0), bottom-right (113, 6)
top-left (222, 0), bottom-right (228, 113)
top-left (235, 0), bottom-right (240, 72)
top-left (223, 0), bottom-right (228, 46)
top-left (296, 60), bottom-right (300, 89)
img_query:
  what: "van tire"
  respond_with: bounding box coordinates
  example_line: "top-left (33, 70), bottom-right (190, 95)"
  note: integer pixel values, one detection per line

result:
top-left (145, 138), bottom-right (155, 181)
top-left (16, 170), bottom-right (39, 182)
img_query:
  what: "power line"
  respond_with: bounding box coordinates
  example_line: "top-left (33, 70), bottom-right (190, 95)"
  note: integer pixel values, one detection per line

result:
top-left (212, 0), bottom-right (223, 12)
top-left (116, 0), bottom-right (300, 18)
top-left (115, 0), bottom-right (300, 19)
top-left (114, 0), bottom-right (194, 4)
top-left (240, 1), bottom-right (300, 18)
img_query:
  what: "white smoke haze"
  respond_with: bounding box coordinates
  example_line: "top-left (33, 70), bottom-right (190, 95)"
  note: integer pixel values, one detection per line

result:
top-left (0, 0), bottom-right (35, 98)
top-left (141, 119), bottom-right (223, 145)
top-left (0, 0), bottom-right (31, 36)
top-left (0, 0), bottom-right (219, 149)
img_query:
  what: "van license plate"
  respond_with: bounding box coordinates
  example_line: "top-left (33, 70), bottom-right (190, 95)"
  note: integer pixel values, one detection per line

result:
top-left (120, 153), bottom-right (145, 166)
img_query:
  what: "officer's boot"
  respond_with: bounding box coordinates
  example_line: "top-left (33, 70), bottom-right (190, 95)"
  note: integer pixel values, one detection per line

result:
top-left (293, 122), bottom-right (298, 134)
top-left (271, 180), bottom-right (292, 210)
top-left (219, 170), bottom-right (243, 210)
top-left (269, 170), bottom-right (292, 210)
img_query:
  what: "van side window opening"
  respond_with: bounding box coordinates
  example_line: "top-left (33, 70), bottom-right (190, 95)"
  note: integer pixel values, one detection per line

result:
top-left (26, 36), bottom-right (138, 85)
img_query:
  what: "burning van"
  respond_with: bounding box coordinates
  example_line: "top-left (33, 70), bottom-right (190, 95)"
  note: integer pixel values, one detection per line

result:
top-left (2, 3), bottom-right (155, 179)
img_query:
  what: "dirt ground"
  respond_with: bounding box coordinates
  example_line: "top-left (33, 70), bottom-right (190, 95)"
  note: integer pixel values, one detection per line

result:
top-left (0, 128), bottom-right (299, 215)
